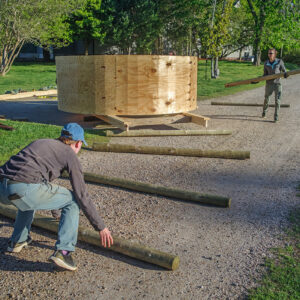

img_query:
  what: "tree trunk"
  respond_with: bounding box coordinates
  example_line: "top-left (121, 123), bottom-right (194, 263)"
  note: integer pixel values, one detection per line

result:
top-left (105, 129), bottom-right (232, 137)
top-left (84, 40), bottom-right (89, 55)
top-left (211, 58), bottom-right (215, 78)
top-left (92, 142), bottom-right (250, 160)
top-left (43, 48), bottom-right (51, 62)
top-left (214, 57), bottom-right (219, 78)
top-left (61, 171), bottom-right (231, 208)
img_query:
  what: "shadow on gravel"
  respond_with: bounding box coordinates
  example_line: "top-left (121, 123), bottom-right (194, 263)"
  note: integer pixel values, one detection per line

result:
top-left (0, 237), bottom-right (54, 272)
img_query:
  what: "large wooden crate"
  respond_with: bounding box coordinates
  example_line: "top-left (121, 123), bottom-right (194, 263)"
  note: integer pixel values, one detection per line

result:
top-left (56, 55), bottom-right (197, 116)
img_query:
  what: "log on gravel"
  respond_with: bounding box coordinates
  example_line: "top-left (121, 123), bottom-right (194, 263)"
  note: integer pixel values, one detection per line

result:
top-left (106, 129), bottom-right (232, 137)
top-left (92, 142), bottom-right (250, 160)
top-left (62, 171), bottom-right (231, 208)
top-left (225, 69), bottom-right (300, 88)
top-left (211, 102), bottom-right (290, 107)
top-left (0, 203), bottom-right (179, 271)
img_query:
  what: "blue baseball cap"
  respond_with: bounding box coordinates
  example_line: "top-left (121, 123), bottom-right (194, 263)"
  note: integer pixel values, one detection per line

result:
top-left (61, 123), bottom-right (87, 146)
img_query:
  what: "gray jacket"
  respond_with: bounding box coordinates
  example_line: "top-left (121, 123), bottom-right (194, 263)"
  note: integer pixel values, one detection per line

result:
top-left (0, 139), bottom-right (106, 231)
top-left (263, 58), bottom-right (286, 84)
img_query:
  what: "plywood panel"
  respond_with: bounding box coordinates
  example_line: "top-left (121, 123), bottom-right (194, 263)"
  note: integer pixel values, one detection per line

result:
top-left (56, 55), bottom-right (197, 116)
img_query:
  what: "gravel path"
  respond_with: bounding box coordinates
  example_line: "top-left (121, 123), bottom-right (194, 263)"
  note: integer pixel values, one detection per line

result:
top-left (0, 75), bottom-right (299, 299)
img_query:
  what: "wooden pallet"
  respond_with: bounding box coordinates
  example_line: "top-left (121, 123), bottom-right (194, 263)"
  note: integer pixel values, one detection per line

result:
top-left (87, 113), bottom-right (210, 131)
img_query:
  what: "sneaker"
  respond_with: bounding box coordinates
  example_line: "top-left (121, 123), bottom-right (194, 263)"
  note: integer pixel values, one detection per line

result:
top-left (7, 236), bottom-right (32, 253)
top-left (262, 112), bottom-right (266, 118)
top-left (274, 116), bottom-right (278, 123)
top-left (49, 250), bottom-right (77, 271)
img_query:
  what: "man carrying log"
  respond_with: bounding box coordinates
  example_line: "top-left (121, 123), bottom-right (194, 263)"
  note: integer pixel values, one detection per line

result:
top-left (0, 123), bottom-right (113, 271)
top-left (261, 48), bottom-right (288, 122)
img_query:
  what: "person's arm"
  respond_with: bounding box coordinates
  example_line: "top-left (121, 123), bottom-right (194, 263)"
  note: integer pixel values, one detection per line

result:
top-left (67, 154), bottom-right (113, 247)
top-left (263, 63), bottom-right (268, 76)
top-left (280, 60), bottom-right (288, 78)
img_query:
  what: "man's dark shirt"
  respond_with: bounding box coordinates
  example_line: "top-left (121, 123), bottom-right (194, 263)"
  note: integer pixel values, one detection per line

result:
top-left (0, 139), bottom-right (105, 231)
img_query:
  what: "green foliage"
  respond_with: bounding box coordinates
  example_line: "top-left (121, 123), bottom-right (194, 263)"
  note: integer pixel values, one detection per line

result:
top-left (99, 0), bottom-right (162, 54)
top-left (0, 120), bottom-right (108, 165)
top-left (243, 0), bottom-right (300, 65)
top-left (201, 0), bottom-right (235, 58)
top-left (67, 0), bottom-right (107, 53)
top-left (0, 0), bottom-right (84, 76)
top-left (223, 2), bottom-right (254, 57)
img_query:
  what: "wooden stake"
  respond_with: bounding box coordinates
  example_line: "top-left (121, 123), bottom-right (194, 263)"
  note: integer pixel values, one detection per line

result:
top-left (92, 142), bottom-right (250, 160)
top-left (106, 129), bottom-right (232, 137)
top-left (225, 69), bottom-right (300, 88)
top-left (0, 203), bottom-right (179, 270)
top-left (182, 112), bottom-right (210, 128)
top-left (62, 171), bottom-right (231, 208)
top-left (211, 102), bottom-right (290, 108)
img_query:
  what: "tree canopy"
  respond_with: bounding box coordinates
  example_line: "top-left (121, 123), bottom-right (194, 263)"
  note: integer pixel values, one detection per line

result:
top-left (0, 0), bottom-right (85, 76)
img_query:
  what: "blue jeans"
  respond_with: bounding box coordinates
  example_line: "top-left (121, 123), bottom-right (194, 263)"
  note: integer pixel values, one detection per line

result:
top-left (0, 179), bottom-right (79, 252)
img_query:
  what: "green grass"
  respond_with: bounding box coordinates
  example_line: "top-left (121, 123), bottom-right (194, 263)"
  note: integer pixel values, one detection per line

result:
top-left (0, 120), bottom-right (108, 165)
top-left (0, 62), bottom-right (56, 94)
top-left (248, 204), bottom-right (300, 300)
top-left (197, 60), bottom-right (299, 100)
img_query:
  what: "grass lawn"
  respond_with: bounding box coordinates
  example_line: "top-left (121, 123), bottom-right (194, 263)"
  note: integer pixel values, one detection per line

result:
top-left (248, 203), bottom-right (300, 300)
top-left (0, 62), bottom-right (56, 94)
top-left (197, 60), bottom-right (299, 100)
top-left (0, 120), bottom-right (108, 165)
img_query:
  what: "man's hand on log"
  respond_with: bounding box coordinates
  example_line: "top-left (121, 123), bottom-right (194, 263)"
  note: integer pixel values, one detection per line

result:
top-left (251, 81), bottom-right (259, 84)
top-left (284, 72), bottom-right (289, 78)
top-left (100, 228), bottom-right (113, 247)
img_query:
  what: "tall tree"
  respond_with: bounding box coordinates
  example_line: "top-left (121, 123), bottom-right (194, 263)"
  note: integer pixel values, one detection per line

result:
top-left (244, 0), bottom-right (300, 66)
top-left (201, 0), bottom-right (234, 78)
top-left (0, 0), bottom-right (84, 76)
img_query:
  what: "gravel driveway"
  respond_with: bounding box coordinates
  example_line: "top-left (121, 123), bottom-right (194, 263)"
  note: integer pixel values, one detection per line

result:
top-left (0, 75), bottom-right (299, 299)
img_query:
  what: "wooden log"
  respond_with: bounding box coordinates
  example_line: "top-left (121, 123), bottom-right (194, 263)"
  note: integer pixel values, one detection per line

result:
top-left (92, 142), bottom-right (250, 160)
top-left (0, 122), bottom-right (14, 131)
top-left (62, 171), bottom-right (231, 208)
top-left (106, 129), bottom-right (232, 137)
top-left (225, 69), bottom-right (300, 88)
top-left (211, 102), bottom-right (290, 108)
top-left (0, 203), bottom-right (179, 270)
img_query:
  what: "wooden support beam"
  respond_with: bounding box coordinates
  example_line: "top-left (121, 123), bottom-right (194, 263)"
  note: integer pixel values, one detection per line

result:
top-left (61, 171), bottom-right (231, 207)
top-left (106, 129), bottom-right (232, 137)
top-left (0, 203), bottom-right (179, 270)
top-left (0, 89), bottom-right (57, 100)
top-left (211, 102), bottom-right (290, 108)
top-left (225, 69), bottom-right (300, 88)
top-left (95, 115), bottom-right (129, 131)
top-left (182, 112), bottom-right (210, 128)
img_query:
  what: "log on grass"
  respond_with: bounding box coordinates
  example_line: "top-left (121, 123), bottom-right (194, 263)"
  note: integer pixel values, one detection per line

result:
top-left (225, 69), bottom-right (300, 88)
top-left (106, 129), bottom-right (232, 137)
top-left (0, 122), bottom-right (14, 131)
top-left (92, 142), bottom-right (250, 160)
top-left (0, 203), bottom-right (179, 270)
top-left (62, 171), bottom-right (231, 208)
top-left (211, 102), bottom-right (290, 108)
